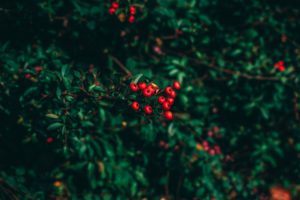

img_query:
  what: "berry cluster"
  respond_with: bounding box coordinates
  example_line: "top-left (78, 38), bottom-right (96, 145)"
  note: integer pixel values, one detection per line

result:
top-left (129, 81), bottom-right (181, 120)
top-left (128, 6), bottom-right (136, 23)
top-left (24, 65), bottom-right (43, 81)
top-left (108, 2), bottom-right (137, 23)
top-left (202, 140), bottom-right (221, 156)
top-left (274, 60), bottom-right (285, 72)
top-left (109, 2), bottom-right (119, 15)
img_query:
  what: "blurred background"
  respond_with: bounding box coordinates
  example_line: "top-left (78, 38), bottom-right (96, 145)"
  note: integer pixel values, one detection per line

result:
top-left (0, 0), bottom-right (300, 199)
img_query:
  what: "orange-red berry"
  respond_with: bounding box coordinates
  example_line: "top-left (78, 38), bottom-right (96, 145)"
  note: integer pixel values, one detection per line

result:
top-left (128, 15), bottom-right (135, 23)
top-left (164, 111), bottom-right (173, 120)
top-left (167, 98), bottom-right (174, 105)
top-left (129, 6), bottom-right (136, 15)
top-left (158, 96), bottom-right (166, 104)
top-left (144, 105), bottom-right (153, 114)
top-left (46, 137), bottom-right (54, 144)
top-left (109, 7), bottom-right (116, 14)
top-left (131, 101), bottom-right (140, 110)
top-left (165, 87), bottom-right (173, 96)
top-left (111, 2), bottom-right (119, 9)
top-left (143, 87), bottom-right (154, 97)
top-left (274, 60), bottom-right (285, 72)
top-left (173, 81), bottom-right (181, 90)
top-left (130, 83), bottom-right (139, 92)
top-left (138, 82), bottom-right (147, 90)
top-left (34, 66), bottom-right (42, 72)
top-left (162, 102), bottom-right (171, 110)
top-left (25, 74), bottom-right (32, 79)
top-left (169, 90), bottom-right (176, 98)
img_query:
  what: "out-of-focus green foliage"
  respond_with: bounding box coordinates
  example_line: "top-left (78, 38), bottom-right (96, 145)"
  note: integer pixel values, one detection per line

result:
top-left (1, 0), bottom-right (300, 199)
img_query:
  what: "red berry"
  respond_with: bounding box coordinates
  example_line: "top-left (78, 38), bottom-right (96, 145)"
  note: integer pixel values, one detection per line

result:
top-left (131, 101), bottom-right (140, 110)
top-left (34, 66), bottom-right (42, 72)
top-left (111, 2), bottom-right (119, 9)
top-left (213, 126), bottom-right (220, 133)
top-left (159, 140), bottom-right (166, 148)
top-left (164, 111), bottom-right (173, 120)
top-left (25, 74), bottom-right (31, 79)
top-left (144, 105), bottom-right (153, 114)
top-left (143, 87), bottom-right (154, 97)
top-left (202, 140), bottom-right (209, 147)
top-left (109, 7), bottom-right (116, 15)
top-left (128, 15), bottom-right (135, 23)
top-left (165, 87), bottom-right (173, 95)
top-left (204, 145), bottom-right (209, 151)
top-left (129, 6), bottom-right (136, 15)
top-left (130, 83), bottom-right (139, 92)
top-left (278, 65), bottom-right (285, 72)
top-left (167, 97), bottom-right (174, 105)
top-left (138, 82), bottom-right (147, 90)
top-left (209, 149), bottom-right (216, 156)
top-left (274, 60), bottom-right (285, 72)
top-left (173, 81), bottom-right (181, 90)
top-left (162, 102), bottom-right (171, 110)
top-left (158, 96), bottom-right (166, 104)
top-left (214, 145), bottom-right (221, 154)
top-left (46, 137), bottom-right (54, 144)
top-left (169, 90), bottom-right (176, 98)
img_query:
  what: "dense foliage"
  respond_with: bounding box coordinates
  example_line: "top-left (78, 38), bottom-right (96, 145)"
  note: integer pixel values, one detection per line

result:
top-left (1, 0), bottom-right (300, 199)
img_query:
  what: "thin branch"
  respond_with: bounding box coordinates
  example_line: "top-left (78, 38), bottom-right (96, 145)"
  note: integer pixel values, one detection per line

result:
top-left (175, 175), bottom-right (183, 200)
top-left (110, 56), bottom-right (132, 77)
top-left (192, 57), bottom-right (282, 81)
top-left (293, 92), bottom-right (300, 122)
top-left (164, 171), bottom-right (170, 200)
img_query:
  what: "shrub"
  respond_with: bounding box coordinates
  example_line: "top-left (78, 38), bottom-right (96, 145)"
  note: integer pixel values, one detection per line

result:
top-left (0, 0), bottom-right (300, 199)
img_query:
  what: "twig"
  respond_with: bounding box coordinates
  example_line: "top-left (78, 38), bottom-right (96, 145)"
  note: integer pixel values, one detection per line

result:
top-left (110, 56), bottom-right (132, 77)
top-left (164, 171), bottom-right (170, 199)
top-left (293, 92), bottom-right (300, 122)
top-left (175, 175), bottom-right (183, 200)
top-left (190, 57), bottom-right (281, 81)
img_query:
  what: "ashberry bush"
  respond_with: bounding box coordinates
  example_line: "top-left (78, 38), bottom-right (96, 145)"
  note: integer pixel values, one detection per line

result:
top-left (1, 0), bottom-right (300, 199)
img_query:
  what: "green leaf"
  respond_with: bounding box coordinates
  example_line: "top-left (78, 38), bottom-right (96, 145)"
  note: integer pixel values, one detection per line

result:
top-left (47, 122), bottom-right (63, 130)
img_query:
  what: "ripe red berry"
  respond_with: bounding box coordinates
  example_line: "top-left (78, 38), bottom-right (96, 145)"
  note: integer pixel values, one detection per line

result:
top-left (158, 96), bottom-right (166, 104)
top-left (25, 74), bottom-right (32, 79)
top-left (138, 82), bottom-right (147, 90)
top-left (109, 7), bottom-right (116, 15)
top-left (213, 126), bottom-right (220, 133)
top-left (165, 86), bottom-right (173, 96)
top-left (164, 111), bottom-right (173, 120)
top-left (129, 6), bottom-right (136, 15)
top-left (209, 149), bottom-right (216, 156)
top-left (173, 81), bottom-right (181, 90)
top-left (128, 15), bottom-right (135, 23)
top-left (130, 83), bottom-right (139, 92)
top-left (214, 145), bottom-right (221, 154)
top-left (144, 105), bottom-right (153, 114)
top-left (143, 87), bottom-right (154, 97)
top-left (169, 90), bottom-right (176, 98)
top-left (274, 60), bottom-right (285, 72)
top-left (167, 97), bottom-right (174, 105)
top-left (204, 145), bottom-right (209, 151)
top-left (34, 66), bottom-right (42, 72)
top-left (46, 137), bottom-right (54, 144)
top-left (202, 140), bottom-right (209, 147)
top-left (162, 102), bottom-right (171, 110)
top-left (159, 140), bottom-right (166, 148)
top-left (111, 2), bottom-right (119, 9)
top-left (278, 65), bottom-right (285, 72)
top-left (131, 102), bottom-right (140, 110)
